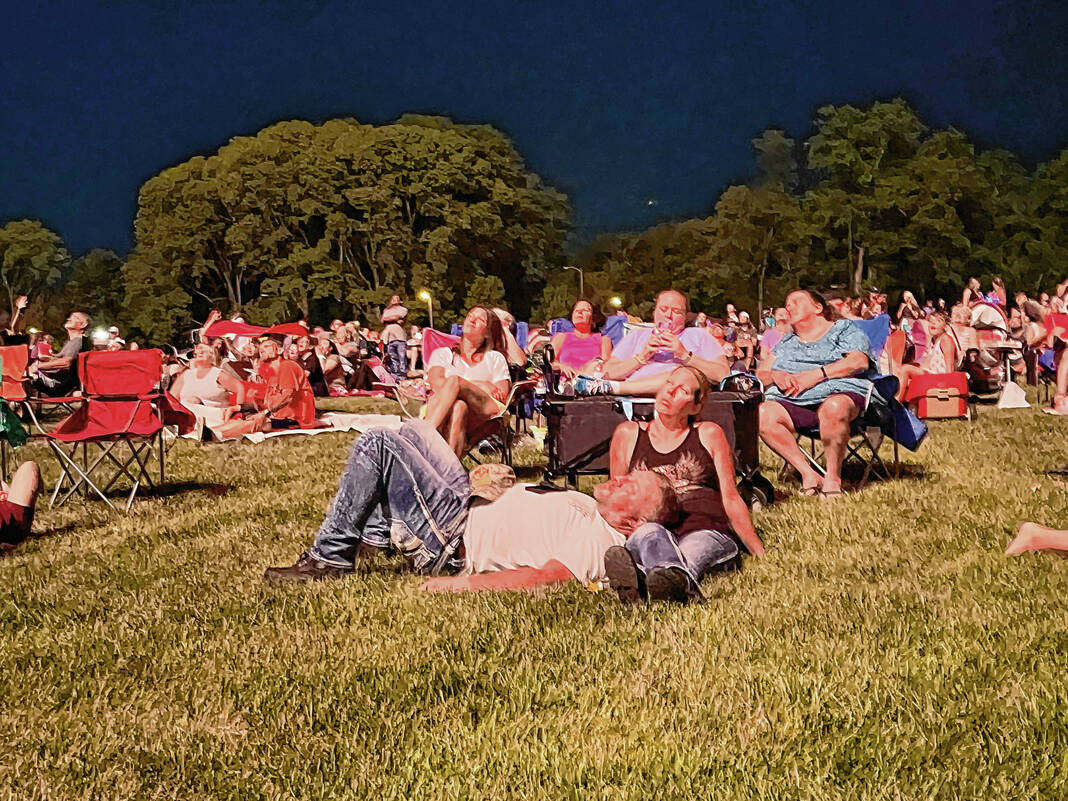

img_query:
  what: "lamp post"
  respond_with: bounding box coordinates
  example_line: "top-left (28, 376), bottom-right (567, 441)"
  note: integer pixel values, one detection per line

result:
top-left (609, 296), bottom-right (622, 309)
top-left (563, 265), bottom-right (584, 297)
top-left (418, 289), bottom-right (434, 330)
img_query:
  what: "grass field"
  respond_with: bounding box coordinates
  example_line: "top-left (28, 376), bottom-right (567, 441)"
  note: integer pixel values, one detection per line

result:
top-left (2, 393), bottom-right (1067, 800)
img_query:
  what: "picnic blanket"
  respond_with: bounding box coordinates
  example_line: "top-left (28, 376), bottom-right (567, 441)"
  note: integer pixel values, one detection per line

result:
top-left (184, 412), bottom-right (403, 443)
top-left (238, 413), bottom-right (402, 444)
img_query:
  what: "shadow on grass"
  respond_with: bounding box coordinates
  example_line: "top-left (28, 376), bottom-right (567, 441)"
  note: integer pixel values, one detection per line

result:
top-left (51, 481), bottom-right (235, 503)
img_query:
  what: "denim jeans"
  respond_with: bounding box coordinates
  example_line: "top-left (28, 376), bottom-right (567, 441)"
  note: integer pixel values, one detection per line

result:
top-left (310, 419), bottom-right (470, 573)
top-left (385, 340), bottom-right (408, 380)
top-left (624, 523), bottom-right (738, 587)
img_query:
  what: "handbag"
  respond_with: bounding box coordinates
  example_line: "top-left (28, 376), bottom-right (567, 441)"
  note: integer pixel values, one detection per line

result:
top-left (890, 399), bottom-right (928, 451)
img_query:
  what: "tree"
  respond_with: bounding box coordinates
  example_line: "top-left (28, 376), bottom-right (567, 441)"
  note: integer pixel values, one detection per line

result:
top-left (127, 116), bottom-right (568, 343)
top-left (464, 274), bottom-right (506, 309)
top-left (61, 249), bottom-right (127, 325)
top-left (0, 219), bottom-right (69, 319)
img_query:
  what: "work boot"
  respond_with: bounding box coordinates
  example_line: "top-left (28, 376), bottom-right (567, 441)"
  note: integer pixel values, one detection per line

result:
top-left (646, 567), bottom-right (705, 604)
top-left (263, 552), bottom-right (353, 582)
top-left (604, 546), bottom-right (645, 604)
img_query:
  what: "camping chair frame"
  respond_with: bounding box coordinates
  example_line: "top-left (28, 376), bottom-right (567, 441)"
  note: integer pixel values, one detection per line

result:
top-left (48, 427), bottom-right (165, 512)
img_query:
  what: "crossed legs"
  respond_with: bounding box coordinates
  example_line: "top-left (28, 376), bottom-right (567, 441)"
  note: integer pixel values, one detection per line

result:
top-left (423, 375), bottom-right (501, 458)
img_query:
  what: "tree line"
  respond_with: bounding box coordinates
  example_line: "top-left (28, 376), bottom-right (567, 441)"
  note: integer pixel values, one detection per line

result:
top-left (2, 99), bottom-right (1066, 343)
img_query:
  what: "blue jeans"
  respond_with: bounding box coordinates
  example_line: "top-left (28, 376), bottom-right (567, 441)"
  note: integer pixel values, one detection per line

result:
top-left (385, 340), bottom-right (408, 380)
top-left (310, 420), bottom-right (470, 574)
top-left (625, 523), bottom-right (738, 587)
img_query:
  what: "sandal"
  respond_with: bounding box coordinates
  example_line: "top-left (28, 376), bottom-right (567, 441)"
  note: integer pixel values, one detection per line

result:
top-left (818, 488), bottom-right (846, 501)
top-left (799, 484), bottom-right (822, 498)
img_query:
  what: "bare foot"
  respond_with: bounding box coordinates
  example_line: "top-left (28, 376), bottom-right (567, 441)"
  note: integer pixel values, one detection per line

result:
top-left (1006, 522), bottom-right (1039, 556)
top-left (1004, 522), bottom-right (1068, 557)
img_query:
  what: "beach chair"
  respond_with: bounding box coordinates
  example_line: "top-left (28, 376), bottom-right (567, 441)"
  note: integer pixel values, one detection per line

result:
top-left (45, 349), bottom-right (194, 512)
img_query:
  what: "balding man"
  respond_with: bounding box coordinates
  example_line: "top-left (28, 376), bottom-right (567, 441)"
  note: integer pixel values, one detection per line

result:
top-left (264, 418), bottom-right (680, 593)
top-left (32, 311), bottom-right (91, 396)
top-left (574, 289), bottom-right (729, 396)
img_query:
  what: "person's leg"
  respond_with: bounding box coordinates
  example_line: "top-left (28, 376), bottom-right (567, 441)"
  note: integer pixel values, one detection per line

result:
top-left (676, 528), bottom-right (739, 580)
top-left (387, 340), bottom-right (408, 380)
top-left (1006, 523), bottom-right (1068, 555)
top-left (447, 400), bottom-right (468, 458)
top-left (817, 394), bottom-right (861, 496)
top-left (895, 364), bottom-right (924, 402)
top-left (620, 522), bottom-right (703, 602)
top-left (1054, 354), bottom-right (1068, 407)
top-left (423, 375), bottom-right (461, 431)
top-left (5, 461), bottom-right (41, 509)
top-left (758, 400), bottom-right (823, 493)
top-left (346, 361), bottom-right (376, 391)
top-left (306, 420), bottom-right (469, 571)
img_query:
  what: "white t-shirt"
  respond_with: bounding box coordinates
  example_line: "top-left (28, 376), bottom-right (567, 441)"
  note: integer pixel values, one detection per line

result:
top-left (427, 347), bottom-right (509, 384)
top-left (463, 485), bottom-right (626, 584)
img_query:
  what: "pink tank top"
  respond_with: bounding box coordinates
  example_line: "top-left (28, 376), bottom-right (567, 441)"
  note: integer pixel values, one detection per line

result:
top-left (558, 331), bottom-right (604, 370)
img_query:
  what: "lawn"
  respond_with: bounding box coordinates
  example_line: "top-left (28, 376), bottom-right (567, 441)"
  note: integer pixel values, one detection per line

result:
top-left (2, 394), bottom-right (1066, 800)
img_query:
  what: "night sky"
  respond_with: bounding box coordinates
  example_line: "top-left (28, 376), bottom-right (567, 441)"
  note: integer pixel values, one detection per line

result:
top-left (3, 0), bottom-right (1066, 255)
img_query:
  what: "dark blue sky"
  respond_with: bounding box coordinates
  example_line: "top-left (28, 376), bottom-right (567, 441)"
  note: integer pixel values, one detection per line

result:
top-left (3, 0), bottom-right (1066, 255)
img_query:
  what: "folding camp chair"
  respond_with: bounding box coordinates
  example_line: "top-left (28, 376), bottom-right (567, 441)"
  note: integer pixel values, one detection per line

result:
top-left (45, 349), bottom-right (194, 511)
top-left (779, 316), bottom-right (924, 489)
top-left (0, 345), bottom-right (32, 478)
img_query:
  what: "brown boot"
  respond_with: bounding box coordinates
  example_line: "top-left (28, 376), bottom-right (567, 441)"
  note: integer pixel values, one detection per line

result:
top-left (263, 552), bottom-right (353, 582)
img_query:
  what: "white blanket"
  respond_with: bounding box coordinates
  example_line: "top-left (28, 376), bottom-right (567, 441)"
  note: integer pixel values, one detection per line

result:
top-left (238, 412), bottom-right (404, 443)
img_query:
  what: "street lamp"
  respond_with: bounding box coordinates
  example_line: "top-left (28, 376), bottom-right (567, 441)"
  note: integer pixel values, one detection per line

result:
top-left (609, 296), bottom-right (623, 308)
top-left (563, 265), bottom-right (584, 297)
top-left (418, 289), bottom-right (434, 330)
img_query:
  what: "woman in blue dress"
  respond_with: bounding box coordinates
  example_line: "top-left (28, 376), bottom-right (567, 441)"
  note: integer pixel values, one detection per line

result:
top-left (756, 290), bottom-right (880, 500)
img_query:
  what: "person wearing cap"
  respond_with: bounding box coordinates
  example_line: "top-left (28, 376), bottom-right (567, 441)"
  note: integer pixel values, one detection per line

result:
top-left (264, 417), bottom-right (680, 591)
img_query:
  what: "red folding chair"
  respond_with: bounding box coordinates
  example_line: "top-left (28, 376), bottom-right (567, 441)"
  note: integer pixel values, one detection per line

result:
top-left (46, 349), bottom-right (195, 511)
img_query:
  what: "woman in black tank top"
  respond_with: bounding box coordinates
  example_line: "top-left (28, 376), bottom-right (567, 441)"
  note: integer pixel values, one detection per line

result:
top-left (607, 366), bottom-right (763, 559)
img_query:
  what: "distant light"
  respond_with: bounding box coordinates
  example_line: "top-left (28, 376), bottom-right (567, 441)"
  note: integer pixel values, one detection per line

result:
top-left (92, 328), bottom-right (109, 342)
top-left (645, 199), bottom-right (658, 206)
top-left (418, 290), bottom-right (431, 301)
top-left (610, 296), bottom-right (623, 308)
top-left (27, 327), bottom-right (38, 334)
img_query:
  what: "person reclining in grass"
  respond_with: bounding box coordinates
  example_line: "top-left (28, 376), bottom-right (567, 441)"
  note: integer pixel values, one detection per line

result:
top-left (603, 367), bottom-right (764, 605)
top-left (571, 289), bottom-right (729, 396)
top-left (264, 418), bottom-right (679, 592)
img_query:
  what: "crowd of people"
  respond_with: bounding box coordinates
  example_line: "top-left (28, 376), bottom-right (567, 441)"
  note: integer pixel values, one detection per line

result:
top-left (5, 274), bottom-right (1068, 583)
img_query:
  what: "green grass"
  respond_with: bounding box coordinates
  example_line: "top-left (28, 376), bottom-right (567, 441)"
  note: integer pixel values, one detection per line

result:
top-left (2, 394), bottom-right (1067, 800)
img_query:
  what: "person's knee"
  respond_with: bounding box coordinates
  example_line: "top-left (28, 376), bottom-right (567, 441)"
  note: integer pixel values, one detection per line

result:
top-left (627, 521), bottom-right (671, 549)
top-left (758, 401), bottom-right (788, 434)
top-left (818, 395), bottom-right (855, 425)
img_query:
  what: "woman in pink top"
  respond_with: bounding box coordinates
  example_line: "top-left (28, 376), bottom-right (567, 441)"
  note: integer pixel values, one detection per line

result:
top-left (549, 299), bottom-right (612, 378)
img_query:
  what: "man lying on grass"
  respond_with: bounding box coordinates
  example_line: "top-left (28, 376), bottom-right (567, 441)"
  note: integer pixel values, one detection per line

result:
top-left (264, 419), bottom-right (680, 592)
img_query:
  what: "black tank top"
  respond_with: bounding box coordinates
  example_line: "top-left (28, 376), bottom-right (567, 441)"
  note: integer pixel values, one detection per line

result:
top-left (628, 424), bottom-right (731, 536)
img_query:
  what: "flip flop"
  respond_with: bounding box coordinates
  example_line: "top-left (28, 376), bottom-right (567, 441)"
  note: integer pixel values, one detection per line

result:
top-left (799, 484), bottom-right (822, 498)
top-left (818, 488), bottom-right (846, 502)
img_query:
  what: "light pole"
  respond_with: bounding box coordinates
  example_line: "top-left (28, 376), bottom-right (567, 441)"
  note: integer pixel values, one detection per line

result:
top-left (563, 265), bottom-right (584, 297)
top-left (417, 289), bottom-right (434, 330)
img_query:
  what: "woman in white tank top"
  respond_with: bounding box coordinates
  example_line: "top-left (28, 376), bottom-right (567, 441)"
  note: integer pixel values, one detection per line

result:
top-left (170, 343), bottom-right (244, 437)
